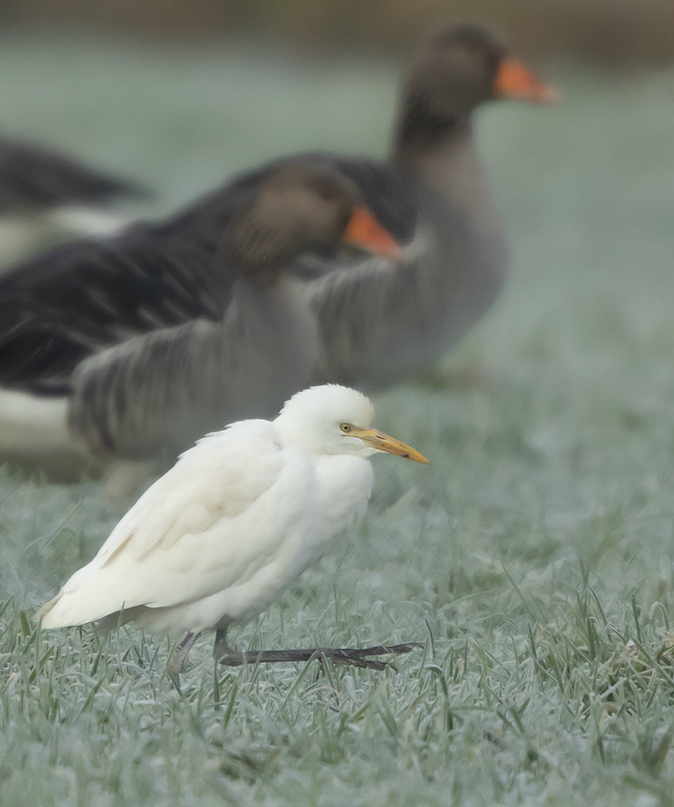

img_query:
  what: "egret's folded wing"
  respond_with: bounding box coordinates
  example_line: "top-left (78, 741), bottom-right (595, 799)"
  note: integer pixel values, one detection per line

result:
top-left (38, 420), bottom-right (314, 626)
top-left (122, 448), bottom-right (314, 610)
top-left (95, 421), bottom-right (283, 565)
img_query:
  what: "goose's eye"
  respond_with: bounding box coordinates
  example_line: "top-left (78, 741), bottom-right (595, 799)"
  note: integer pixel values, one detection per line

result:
top-left (340, 423), bottom-right (353, 433)
top-left (311, 178), bottom-right (338, 203)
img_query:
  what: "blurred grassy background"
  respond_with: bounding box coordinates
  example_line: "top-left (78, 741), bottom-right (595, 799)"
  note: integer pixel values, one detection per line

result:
top-left (1, 6), bottom-right (674, 806)
top-left (3, 0), bottom-right (674, 64)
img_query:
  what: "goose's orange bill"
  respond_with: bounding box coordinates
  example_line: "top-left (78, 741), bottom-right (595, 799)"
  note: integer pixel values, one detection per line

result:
top-left (493, 57), bottom-right (558, 104)
top-left (344, 207), bottom-right (403, 260)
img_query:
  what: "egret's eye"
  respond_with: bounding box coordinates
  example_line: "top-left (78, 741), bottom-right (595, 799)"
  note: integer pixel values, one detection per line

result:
top-left (340, 423), bottom-right (353, 433)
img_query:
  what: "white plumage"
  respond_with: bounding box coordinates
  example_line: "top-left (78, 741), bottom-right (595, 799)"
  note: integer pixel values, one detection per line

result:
top-left (37, 385), bottom-right (427, 671)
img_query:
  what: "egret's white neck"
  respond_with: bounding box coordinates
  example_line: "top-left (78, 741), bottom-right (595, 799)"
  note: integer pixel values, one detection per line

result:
top-left (273, 413), bottom-right (324, 458)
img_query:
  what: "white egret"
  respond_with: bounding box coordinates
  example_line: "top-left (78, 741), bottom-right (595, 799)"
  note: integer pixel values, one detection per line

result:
top-left (36, 384), bottom-right (428, 679)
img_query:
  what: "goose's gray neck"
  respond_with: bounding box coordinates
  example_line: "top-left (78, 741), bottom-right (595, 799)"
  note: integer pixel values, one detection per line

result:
top-left (301, 116), bottom-right (510, 390)
top-left (392, 122), bottom-right (500, 233)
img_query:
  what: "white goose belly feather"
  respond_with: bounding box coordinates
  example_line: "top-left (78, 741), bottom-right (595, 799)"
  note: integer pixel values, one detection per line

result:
top-left (39, 419), bottom-right (374, 632)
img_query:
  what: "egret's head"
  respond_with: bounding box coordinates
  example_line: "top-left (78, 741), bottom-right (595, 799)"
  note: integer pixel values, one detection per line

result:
top-left (274, 385), bottom-right (428, 464)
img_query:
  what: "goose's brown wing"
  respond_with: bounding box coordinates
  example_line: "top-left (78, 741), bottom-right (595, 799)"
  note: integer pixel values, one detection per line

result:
top-left (0, 230), bottom-right (233, 395)
top-left (0, 155), bottom-right (417, 396)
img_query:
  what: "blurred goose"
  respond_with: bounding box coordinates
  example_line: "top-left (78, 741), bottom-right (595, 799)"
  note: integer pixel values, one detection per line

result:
top-left (0, 134), bottom-right (148, 264)
top-left (69, 163), bottom-right (400, 461)
top-left (66, 24), bottom-right (554, 462)
top-left (0, 24), bottom-right (553, 469)
top-left (303, 24), bottom-right (555, 387)
top-left (11, 164), bottom-right (396, 466)
top-left (0, 24), bottom-right (551, 399)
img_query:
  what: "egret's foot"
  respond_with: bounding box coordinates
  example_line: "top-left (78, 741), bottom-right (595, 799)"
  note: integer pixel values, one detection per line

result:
top-left (218, 643), bottom-right (423, 671)
top-left (167, 631), bottom-right (200, 689)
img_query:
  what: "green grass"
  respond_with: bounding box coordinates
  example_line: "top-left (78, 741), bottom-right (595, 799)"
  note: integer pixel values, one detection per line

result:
top-left (2, 29), bottom-right (674, 806)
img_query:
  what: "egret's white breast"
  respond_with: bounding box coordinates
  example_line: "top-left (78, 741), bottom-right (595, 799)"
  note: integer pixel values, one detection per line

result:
top-left (134, 454), bottom-right (373, 632)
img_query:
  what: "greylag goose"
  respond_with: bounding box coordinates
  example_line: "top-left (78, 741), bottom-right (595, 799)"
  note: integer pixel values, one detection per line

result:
top-left (0, 24), bottom-right (551, 400)
top-left (0, 135), bottom-right (148, 264)
top-left (69, 163), bottom-right (400, 460)
top-left (0, 24), bottom-right (553, 469)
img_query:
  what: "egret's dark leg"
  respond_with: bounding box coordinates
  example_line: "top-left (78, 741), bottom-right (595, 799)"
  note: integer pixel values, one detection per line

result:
top-left (167, 631), bottom-right (200, 688)
top-left (213, 628), bottom-right (231, 661)
top-left (217, 642), bottom-right (422, 671)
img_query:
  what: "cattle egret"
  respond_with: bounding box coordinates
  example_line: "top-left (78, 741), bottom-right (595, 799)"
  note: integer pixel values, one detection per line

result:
top-left (36, 384), bottom-right (428, 680)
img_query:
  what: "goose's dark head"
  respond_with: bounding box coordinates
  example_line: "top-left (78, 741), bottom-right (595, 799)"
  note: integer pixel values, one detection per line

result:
top-left (222, 163), bottom-right (401, 287)
top-left (397, 24), bottom-right (556, 147)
